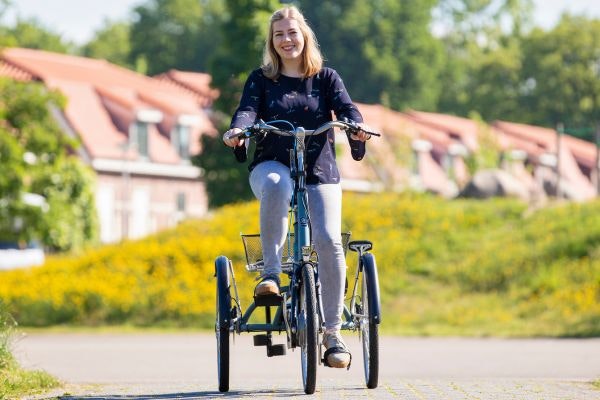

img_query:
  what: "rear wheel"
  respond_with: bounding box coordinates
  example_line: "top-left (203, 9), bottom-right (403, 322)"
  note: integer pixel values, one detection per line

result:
top-left (359, 254), bottom-right (379, 389)
top-left (298, 263), bottom-right (318, 394)
top-left (215, 256), bottom-right (231, 392)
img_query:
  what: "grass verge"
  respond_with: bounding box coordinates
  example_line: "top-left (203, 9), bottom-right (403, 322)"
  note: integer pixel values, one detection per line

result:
top-left (0, 363), bottom-right (60, 399)
top-left (1, 304), bottom-right (60, 399)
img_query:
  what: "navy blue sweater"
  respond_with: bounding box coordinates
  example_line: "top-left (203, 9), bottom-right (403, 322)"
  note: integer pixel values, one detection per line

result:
top-left (230, 67), bottom-right (365, 185)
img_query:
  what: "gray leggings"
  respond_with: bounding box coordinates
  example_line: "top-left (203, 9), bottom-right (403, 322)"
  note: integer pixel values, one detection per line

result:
top-left (250, 160), bottom-right (346, 332)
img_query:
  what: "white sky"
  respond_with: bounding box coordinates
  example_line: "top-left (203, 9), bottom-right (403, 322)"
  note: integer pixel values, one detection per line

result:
top-left (4, 0), bottom-right (600, 45)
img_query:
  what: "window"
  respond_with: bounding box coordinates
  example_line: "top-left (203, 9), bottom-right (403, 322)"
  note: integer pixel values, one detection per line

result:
top-left (132, 121), bottom-right (149, 158)
top-left (176, 192), bottom-right (186, 213)
top-left (442, 153), bottom-right (455, 180)
top-left (171, 124), bottom-right (190, 160)
top-left (411, 149), bottom-right (419, 175)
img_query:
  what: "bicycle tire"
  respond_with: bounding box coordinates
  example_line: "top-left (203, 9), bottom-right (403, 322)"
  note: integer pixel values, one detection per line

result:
top-left (360, 253), bottom-right (380, 389)
top-left (215, 256), bottom-right (231, 393)
top-left (299, 263), bottom-right (318, 394)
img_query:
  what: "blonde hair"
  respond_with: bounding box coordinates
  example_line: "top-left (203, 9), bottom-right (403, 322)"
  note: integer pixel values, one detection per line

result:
top-left (261, 6), bottom-right (323, 79)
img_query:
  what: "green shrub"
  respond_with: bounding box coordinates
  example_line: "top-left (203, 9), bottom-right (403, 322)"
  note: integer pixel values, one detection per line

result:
top-left (0, 193), bottom-right (598, 337)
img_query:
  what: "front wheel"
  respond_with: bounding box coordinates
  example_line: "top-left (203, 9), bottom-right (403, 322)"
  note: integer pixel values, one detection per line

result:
top-left (215, 256), bottom-right (231, 392)
top-left (298, 263), bottom-right (318, 394)
top-left (359, 253), bottom-right (380, 389)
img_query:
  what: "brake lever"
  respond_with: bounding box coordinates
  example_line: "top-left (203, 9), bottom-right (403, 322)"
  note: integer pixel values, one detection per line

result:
top-left (342, 119), bottom-right (381, 137)
top-left (361, 129), bottom-right (381, 137)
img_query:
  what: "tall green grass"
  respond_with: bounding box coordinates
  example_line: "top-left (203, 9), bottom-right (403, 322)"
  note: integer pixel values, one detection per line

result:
top-left (0, 302), bottom-right (59, 398)
top-left (0, 303), bottom-right (15, 371)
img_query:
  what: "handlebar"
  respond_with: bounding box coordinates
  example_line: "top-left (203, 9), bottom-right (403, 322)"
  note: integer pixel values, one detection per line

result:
top-left (233, 119), bottom-right (381, 140)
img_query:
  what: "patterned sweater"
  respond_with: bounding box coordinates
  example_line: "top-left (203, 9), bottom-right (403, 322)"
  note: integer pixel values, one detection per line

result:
top-left (230, 67), bottom-right (365, 185)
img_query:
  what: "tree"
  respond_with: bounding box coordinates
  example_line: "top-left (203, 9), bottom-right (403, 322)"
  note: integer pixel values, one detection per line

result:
top-left (434, 0), bottom-right (534, 44)
top-left (193, 120), bottom-right (254, 208)
top-left (520, 15), bottom-right (600, 128)
top-left (82, 19), bottom-right (133, 68)
top-left (0, 0), bottom-right (10, 20)
top-left (209, 0), bottom-right (279, 114)
top-left (434, 0), bottom-right (533, 118)
top-left (439, 37), bottom-right (524, 121)
top-left (30, 157), bottom-right (98, 251)
top-left (0, 128), bottom-right (26, 241)
top-left (0, 18), bottom-right (71, 52)
top-left (0, 78), bottom-right (98, 251)
top-left (299, 0), bottom-right (443, 111)
top-left (129, 0), bottom-right (224, 75)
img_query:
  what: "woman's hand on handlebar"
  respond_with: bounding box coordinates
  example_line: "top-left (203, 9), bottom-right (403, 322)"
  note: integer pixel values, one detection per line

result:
top-left (350, 123), bottom-right (377, 142)
top-left (223, 128), bottom-right (244, 147)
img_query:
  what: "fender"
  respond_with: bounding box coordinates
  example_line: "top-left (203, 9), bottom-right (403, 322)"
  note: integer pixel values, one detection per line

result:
top-left (215, 255), bottom-right (231, 329)
top-left (361, 252), bottom-right (381, 325)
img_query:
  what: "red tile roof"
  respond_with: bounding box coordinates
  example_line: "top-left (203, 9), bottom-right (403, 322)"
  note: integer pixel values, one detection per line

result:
top-left (1, 47), bottom-right (218, 164)
top-left (54, 80), bottom-right (128, 159)
top-left (357, 103), bottom-right (457, 193)
top-left (494, 120), bottom-right (598, 168)
top-left (562, 134), bottom-right (598, 169)
top-left (154, 69), bottom-right (219, 108)
top-left (494, 121), bottom-right (556, 150)
top-left (494, 120), bottom-right (597, 199)
top-left (405, 110), bottom-right (480, 151)
top-left (0, 59), bottom-right (35, 81)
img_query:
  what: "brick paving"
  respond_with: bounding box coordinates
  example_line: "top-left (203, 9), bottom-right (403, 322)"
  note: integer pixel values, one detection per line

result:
top-left (15, 333), bottom-right (600, 400)
top-left (27, 379), bottom-right (600, 399)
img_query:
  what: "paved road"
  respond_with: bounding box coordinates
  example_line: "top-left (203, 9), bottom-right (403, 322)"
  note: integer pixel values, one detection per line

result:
top-left (13, 332), bottom-right (600, 399)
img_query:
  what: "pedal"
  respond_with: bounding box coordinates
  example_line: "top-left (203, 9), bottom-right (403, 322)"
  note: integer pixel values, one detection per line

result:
top-left (254, 293), bottom-right (283, 307)
top-left (267, 344), bottom-right (286, 357)
top-left (253, 334), bottom-right (269, 347)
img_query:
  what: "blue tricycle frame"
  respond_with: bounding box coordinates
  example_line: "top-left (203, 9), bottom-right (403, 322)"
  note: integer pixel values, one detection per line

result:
top-left (214, 120), bottom-right (381, 394)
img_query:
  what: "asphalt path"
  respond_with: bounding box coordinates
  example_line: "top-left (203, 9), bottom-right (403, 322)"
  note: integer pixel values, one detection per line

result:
top-left (13, 332), bottom-right (600, 399)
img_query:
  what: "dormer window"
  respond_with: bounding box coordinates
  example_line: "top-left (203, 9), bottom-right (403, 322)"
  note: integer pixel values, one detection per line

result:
top-left (172, 124), bottom-right (190, 160)
top-left (132, 121), bottom-right (149, 158)
top-left (173, 114), bottom-right (200, 162)
top-left (131, 109), bottom-right (163, 160)
top-left (411, 139), bottom-right (432, 175)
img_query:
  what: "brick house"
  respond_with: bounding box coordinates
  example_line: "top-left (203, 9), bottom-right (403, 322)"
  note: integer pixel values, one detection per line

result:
top-left (0, 47), bottom-right (218, 242)
top-left (355, 106), bottom-right (598, 200)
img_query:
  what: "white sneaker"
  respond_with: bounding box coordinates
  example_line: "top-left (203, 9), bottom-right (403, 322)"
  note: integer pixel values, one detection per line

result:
top-left (322, 331), bottom-right (351, 369)
top-left (254, 275), bottom-right (280, 296)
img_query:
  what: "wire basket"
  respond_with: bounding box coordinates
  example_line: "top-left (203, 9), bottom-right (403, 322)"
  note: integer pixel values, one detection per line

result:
top-left (241, 232), bottom-right (351, 272)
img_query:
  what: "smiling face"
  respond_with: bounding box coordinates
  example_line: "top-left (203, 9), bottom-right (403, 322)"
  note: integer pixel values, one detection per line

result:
top-left (272, 17), bottom-right (305, 65)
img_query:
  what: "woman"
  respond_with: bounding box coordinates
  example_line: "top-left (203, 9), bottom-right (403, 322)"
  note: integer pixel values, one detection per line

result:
top-left (223, 5), bottom-right (374, 369)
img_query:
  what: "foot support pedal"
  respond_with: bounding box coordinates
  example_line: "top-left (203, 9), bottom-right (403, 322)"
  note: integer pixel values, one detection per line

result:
top-left (253, 334), bottom-right (269, 346)
top-left (267, 344), bottom-right (286, 357)
top-left (254, 293), bottom-right (283, 307)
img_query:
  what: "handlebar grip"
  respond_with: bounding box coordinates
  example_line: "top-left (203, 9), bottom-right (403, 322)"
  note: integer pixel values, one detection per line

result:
top-left (234, 130), bottom-right (249, 139)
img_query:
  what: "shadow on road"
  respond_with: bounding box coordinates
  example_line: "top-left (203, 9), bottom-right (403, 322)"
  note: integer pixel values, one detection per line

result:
top-left (49, 387), bottom-right (347, 399)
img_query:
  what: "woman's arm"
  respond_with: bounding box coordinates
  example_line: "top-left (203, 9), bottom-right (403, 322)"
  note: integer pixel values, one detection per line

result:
top-left (224, 70), bottom-right (263, 151)
top-left (326, 69), bottom-right (367, 160)
top-left (230, 69), bottom-right (263, 129)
